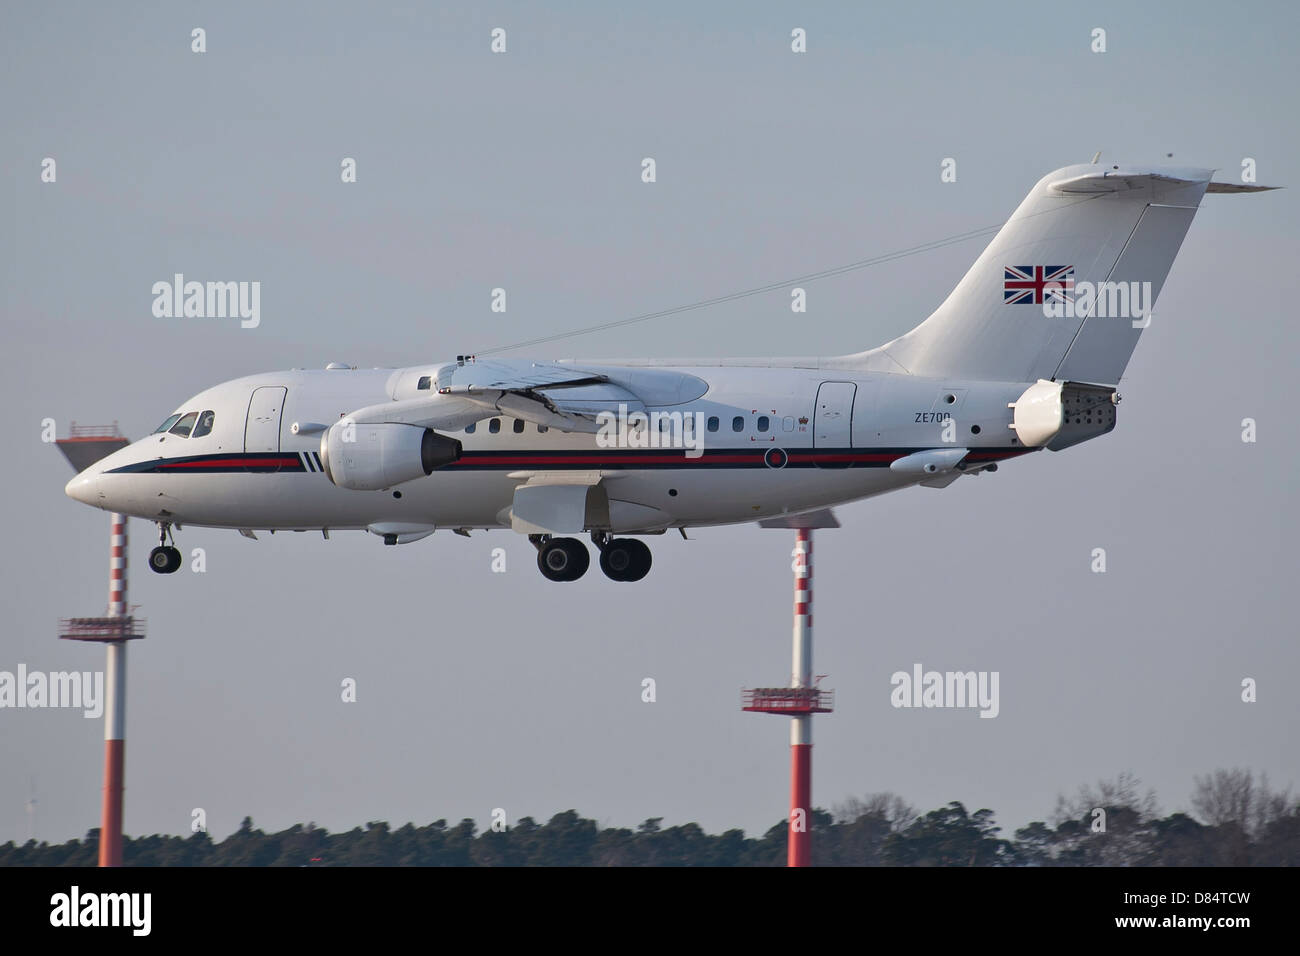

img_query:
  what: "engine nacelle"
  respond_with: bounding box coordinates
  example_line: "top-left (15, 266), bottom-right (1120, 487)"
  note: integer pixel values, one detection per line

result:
top-left (1008, 379), bottom-right (1117, 450)
top-left (320, 421), bottom-right (461, 490)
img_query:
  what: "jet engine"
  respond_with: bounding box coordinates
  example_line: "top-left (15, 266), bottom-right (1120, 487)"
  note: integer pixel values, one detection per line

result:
top-left (320, 421), bottom-right (461, 490)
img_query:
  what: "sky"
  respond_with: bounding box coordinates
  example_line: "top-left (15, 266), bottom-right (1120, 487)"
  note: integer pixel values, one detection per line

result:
top-left (2, 0), bottom-right (1298, 848)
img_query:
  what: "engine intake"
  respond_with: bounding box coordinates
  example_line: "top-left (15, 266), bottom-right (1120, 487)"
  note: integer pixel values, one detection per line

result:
top-left (320, 422), bottom-right (461, 490)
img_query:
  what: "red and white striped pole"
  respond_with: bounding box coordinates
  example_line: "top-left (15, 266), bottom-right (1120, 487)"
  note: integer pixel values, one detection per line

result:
top-left (101, 512), bottom-right (128, 867)
top-left (789, 528), bottom-right (812, 867)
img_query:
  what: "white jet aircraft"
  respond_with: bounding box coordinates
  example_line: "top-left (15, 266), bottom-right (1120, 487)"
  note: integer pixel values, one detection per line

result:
top-left (65, 162), bottom-right (1272, 582)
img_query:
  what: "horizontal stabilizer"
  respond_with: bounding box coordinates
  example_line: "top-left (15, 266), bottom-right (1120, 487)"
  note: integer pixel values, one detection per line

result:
top-left (1205, 182), bottom-right (1280, 193)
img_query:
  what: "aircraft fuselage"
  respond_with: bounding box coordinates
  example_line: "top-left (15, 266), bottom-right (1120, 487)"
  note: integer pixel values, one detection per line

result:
top-left (68, 363), bottom-right (1039, 535)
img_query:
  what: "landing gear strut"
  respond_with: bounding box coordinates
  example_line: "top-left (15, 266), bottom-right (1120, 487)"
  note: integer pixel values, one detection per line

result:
top-left (531, 535), bottom-right (590, 582)
top-left (149, 522), bottom-right (182, 575)
top-left (592, 532), bottom-right (652, 582)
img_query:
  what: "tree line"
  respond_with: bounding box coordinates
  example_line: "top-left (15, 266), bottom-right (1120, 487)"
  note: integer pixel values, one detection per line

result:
top-left (4, 769), bottom-right (1295, 866)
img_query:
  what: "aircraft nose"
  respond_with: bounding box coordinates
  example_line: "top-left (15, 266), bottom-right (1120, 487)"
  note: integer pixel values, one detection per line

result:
top-left (65, 470), bottom-right (103, 507)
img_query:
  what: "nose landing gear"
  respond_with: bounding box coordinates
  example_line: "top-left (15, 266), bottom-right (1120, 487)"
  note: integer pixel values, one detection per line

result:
top-left (148, 522), bottom-right (182, 575)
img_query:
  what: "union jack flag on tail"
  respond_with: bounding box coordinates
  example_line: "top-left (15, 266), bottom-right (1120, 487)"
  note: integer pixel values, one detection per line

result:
top-left (1003, 265), bottom-right (1074, 305)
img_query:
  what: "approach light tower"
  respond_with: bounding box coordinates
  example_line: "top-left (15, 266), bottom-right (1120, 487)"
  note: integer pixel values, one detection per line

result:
top-left (744, 509), bottom-right (838, 867)
top-left (55, 423), bottom-right (144, 868)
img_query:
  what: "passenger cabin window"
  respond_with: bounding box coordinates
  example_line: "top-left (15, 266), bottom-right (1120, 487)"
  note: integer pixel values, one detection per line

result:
top-left (757, 416), bottom-right (769, 432)
top-left (417, 376), bottom-right (432, 390)
top-left (154, 414), bottom-right (182, 434)
top-left (537, 424), bottom-right (548, 433)
top-left (513, 419), bottom-right (525, 434)
top-left (465, 422), bottom-right (476, 433)
top-left (731, 416), bottom-right (744, 432)
top-left (707, 416), bottom-right (719, 432)
top-left (191, 410), bottom-right (216, 438)
top-left (489, 418), bottom-right (501, 434)
top-left (169, 412), bottom-right (199, 438)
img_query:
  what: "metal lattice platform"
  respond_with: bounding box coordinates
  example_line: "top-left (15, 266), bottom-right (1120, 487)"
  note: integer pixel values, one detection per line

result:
top-left (58, 617), bottom-right (146, 642)
top-left (741, 686), bottom-right (834, 715)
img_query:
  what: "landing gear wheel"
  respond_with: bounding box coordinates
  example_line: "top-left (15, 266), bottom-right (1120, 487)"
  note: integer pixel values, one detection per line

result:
top-left (599, 537), bottom-right (652, 582)
top-left (595, 538), bottom-right (631, 582)
top-left (149, 546), bottom-right (182, 574)
top-left (620, 538), bottom-right (652, 582)
top-left (537, 537), bottom-right (590, 582)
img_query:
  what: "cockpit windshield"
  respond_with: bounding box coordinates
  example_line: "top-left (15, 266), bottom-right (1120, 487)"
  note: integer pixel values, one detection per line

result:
top-left (169, 412), bottom-right (200, 438)
top-left (192, 410), bottom-right (215, 438)
top-left (153, 410), bottom-right (215, 438)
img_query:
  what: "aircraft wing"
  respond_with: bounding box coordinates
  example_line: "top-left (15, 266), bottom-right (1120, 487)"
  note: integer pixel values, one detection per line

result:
top-left (343, 358), bottom-right (662, 434)
top-left (436, 358), bottom-right (605, 391)
top-left (432, 358), bottom-right (645, 433)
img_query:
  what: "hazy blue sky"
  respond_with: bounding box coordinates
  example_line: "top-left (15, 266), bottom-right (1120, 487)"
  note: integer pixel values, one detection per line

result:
top-left (3, 1), bottom-right (1297, 847)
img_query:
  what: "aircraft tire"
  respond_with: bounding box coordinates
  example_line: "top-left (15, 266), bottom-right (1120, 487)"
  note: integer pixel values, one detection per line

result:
top-left (538, 537), bottom-right (589, 582)
top-left (150, 545), bottom-right (182, 574)
top-left (622, 539), bottom-right (652, 582)
top-left (599, 539), bottom-right (635, 581)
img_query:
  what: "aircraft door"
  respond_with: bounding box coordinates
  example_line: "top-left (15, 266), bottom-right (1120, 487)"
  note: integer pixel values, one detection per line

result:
top-left (245, 386), bottom-right (287, 453)
top-left (813, 382), bottom-right (856, 467)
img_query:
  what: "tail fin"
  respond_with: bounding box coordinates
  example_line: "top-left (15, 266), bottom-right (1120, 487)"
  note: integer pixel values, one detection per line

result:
top-left (855, 163), bottom-right (1218, 384)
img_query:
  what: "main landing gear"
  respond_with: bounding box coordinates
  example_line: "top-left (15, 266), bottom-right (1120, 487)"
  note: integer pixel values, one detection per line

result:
top-left (149, 522), bottom-right (182, 574)
top-left (529, 533), bottom-right (653, 582)
top-left (533, 535), bottom-right (589, 582)
top-left (593, 532), bottom-right (652, 582)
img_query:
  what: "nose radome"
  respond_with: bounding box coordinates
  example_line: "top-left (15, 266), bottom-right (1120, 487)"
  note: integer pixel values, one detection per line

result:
top-left (65, 470), bottom-right (101, 506)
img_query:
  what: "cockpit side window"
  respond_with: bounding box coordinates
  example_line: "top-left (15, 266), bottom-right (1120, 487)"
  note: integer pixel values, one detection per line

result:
top-left (169, 412), bottom-right (199, 438)
top-left (191, 410), bottom-right (216, 438)
top-left (154, 414), bottom-right (183, 434)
